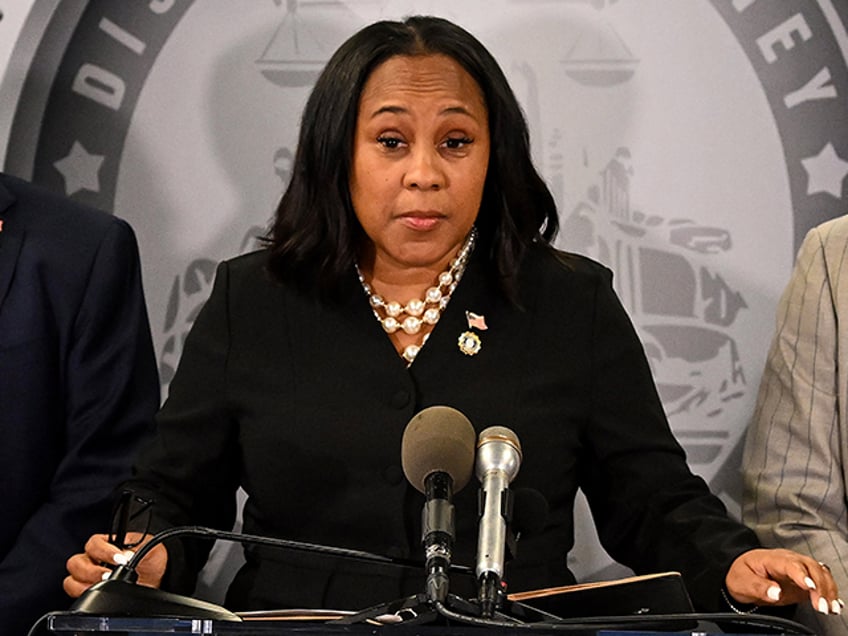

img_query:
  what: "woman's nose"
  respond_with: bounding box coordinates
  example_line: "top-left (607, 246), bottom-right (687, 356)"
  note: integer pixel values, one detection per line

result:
top-left (403, 147), bottom-right (445, 190)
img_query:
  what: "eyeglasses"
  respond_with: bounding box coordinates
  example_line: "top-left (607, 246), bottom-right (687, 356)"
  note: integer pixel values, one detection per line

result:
top-left (109, 490), bottom-right (154, 550)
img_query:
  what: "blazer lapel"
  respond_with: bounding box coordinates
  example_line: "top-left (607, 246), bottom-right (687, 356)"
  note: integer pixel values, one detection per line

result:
top-left (0, 180), bottom-right (23, 312)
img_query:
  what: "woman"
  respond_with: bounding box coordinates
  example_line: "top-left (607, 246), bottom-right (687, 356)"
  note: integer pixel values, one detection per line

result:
top-left (66, 16), bottom-right (840, 618)
top-left (743, 215), bottom-right (848, 636)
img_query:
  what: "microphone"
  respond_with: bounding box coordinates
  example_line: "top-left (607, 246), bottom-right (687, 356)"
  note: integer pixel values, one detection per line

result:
top-left (474, 426), bottom-right (522, 617)
top-left (71, 525), bottom-right (431, 620)
top-left (401, 406), bottom-right (476, 604)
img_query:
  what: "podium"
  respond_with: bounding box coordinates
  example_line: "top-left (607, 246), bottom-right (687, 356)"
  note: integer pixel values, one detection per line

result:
top-left (49, 565), bottom-right (811, 636)
top-left (40, 611), bottom-right (808, 636)
top-left (40, 613), bottom-right (615, 635)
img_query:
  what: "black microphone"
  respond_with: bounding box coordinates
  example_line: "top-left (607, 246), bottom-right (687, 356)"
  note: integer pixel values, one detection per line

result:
top-left (401, 406), bottom-right (476, 604)
top-left (474, 426), bottom-right (522, 617)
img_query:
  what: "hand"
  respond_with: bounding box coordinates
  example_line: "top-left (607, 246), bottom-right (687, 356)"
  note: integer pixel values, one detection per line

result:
top-left (64, 532), bottom-right (168, 598)
top-left (726, 548), bottom-right (843, 615)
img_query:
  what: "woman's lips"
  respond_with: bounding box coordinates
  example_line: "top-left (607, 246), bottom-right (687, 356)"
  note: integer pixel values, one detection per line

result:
top-left (399, 211), bottom-right (444, 231)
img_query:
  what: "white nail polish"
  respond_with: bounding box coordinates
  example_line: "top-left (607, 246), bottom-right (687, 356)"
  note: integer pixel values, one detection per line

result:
top-left (805, 576), bottom-right (817, 590)
top-left (818, 597), bottom-right (829, 614)
top-left (101, 571), bottom-right (111, 580)
top-left (767, 586), bottom-right (781, 601)
top-left (112, 552), bottom-right (128, 565)
top-left (122, 550), bottom-right (135, 562)
top-left (833, 600), bottom-right (842, 615)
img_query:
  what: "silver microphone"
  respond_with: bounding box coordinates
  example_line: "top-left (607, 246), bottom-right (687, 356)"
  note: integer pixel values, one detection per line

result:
top-left (474, 425), bottom-right (522, 617)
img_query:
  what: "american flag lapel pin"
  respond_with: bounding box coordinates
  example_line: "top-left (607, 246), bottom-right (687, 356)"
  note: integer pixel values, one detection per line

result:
top-left (458, 310), bottom-right (487, 356)
top-left (465, 311), bottom-right (488, 331)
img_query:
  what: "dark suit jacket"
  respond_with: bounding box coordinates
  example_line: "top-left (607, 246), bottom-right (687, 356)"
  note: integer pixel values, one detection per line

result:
top-left (0, 173), bottom-right (160, 634)
top-left (128, 244), bottom-right (760, 613)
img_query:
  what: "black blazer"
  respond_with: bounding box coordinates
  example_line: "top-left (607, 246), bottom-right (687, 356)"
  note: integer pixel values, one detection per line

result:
top-left (128, 244), bottom-right (760, 613)
top-left (0, 174), bottom-right (160, 633)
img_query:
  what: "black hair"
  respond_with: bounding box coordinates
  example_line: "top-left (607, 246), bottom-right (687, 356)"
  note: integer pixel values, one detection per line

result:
top-left (265, 15), bottom-right (559, 300)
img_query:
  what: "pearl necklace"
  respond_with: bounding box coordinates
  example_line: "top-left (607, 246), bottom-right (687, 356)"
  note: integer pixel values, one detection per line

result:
top-left (356, 227), bottom-right (477, 365)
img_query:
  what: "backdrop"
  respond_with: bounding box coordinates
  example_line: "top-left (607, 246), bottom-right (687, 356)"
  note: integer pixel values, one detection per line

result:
top-left (1, 0), bottom-right (846, 601)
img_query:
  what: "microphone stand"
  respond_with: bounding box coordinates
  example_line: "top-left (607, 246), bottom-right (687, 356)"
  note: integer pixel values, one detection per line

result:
top-left (124, 525), bottom-right (403, 571)
top-left (332, 513), bottom-right (556, 627)
top-left (333, 471), bottom-right (485, 626)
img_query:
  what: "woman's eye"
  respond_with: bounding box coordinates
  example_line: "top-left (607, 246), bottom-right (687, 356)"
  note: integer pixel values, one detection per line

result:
top-left (377, 136), bottom-right (403, 149)
top-left (444, 137), bottom-right (473, 150)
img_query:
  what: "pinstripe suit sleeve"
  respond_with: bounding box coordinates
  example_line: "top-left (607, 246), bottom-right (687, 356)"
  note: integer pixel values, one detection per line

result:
top-left (742, 217), bottom-right (848, 636)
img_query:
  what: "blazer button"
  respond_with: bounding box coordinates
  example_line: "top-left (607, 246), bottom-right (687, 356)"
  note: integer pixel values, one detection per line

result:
top-left (391, 389), bottom-right (410, 409)
top-left (383, 465), bottom-right (404, 485)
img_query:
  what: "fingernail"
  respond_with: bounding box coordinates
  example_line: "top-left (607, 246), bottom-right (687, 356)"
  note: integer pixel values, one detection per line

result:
top-left (122, 550), bottom-right (135, 561)
top-left (101, 571), bottom-right (111, 580)
top-left (833, 600), bottom-right (842, 615)
top-left (112, 552), bottom-right (128, 565)
top-left (805, 576), bottom-right (817, 590)
top-left (767, 585), bottom-right (781, 601)
top-left (817, 597), bottom-right (829, 614)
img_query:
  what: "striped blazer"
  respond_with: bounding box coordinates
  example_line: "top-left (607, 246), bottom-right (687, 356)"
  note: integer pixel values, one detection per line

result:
top-left (743, 215), bottom-right (848, 636)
